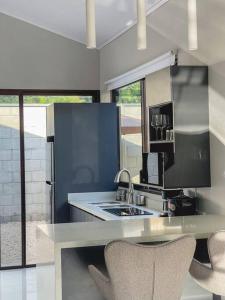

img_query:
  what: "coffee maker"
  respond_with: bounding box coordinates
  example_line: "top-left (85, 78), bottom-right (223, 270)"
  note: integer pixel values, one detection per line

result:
top-left (161, 190), bottom-right (197, 217)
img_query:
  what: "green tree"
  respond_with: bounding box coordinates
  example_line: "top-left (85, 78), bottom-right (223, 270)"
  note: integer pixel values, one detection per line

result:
top-left (0, 95), bottom-right (92, 104)
top-left (117, 81), bottom-right (141, 104)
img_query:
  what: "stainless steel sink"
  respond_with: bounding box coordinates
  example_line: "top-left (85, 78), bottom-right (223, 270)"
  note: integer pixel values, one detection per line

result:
top-left (103, 207), bottom-right (153, 217)
top-left (100, 205), bottom-right (130, 209)
top-left (90, 201), bottom-right (118, 205)
top-left (88, 201), bottom-right (158, 218)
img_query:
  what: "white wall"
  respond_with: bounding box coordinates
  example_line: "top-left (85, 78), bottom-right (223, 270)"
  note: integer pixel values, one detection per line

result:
top-left (0, 13), bottom-right (99, 90)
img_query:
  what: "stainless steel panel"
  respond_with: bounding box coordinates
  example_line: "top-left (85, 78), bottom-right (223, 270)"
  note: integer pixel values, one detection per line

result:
top-left (164, 66), bottom-right (210, 188)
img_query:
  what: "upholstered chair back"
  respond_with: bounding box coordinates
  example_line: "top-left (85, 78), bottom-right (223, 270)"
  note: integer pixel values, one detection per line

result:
top-left (89, 236), bottom-right (196, 300)
top-left (190, 231), bottom-right (225, 298)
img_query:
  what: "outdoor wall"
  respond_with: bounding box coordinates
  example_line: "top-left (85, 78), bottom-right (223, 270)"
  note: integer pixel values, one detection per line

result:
top-left (0, 13), bottom-right (99, 90)
top-left (0, 105), bottom-right (48, 223)
top-left (0, 106), bottom-right (21, 223)
top-left (24, 106), bottom-right (49, 222)
top-left (119, 104), bottom-right (142, 183)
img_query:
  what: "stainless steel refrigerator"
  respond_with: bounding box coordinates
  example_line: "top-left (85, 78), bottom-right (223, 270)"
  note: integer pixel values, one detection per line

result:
top-left (46, 103), bottom-right (120, 223)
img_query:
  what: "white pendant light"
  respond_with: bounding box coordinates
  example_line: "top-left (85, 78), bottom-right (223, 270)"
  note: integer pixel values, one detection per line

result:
top-left (137, 0), bottom-right (147, 50)
top-left (188, 0), bottom-right (198, 50)
top-left (86, 0), bottom-right (96, 49)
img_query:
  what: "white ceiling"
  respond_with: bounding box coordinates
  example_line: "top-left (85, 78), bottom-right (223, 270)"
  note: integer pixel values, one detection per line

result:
top-left (0, 0), bottom-right (167, 48)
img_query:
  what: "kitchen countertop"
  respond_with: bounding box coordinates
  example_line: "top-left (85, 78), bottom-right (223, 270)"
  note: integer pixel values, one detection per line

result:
top-left (68, 191), bottom-right (161, 220)
top-left (38, 214), bottom-right (225, 249)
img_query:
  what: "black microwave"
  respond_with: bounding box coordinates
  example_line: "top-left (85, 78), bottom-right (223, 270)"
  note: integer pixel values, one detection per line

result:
top-left (141, 153), bottom-right (164, 187)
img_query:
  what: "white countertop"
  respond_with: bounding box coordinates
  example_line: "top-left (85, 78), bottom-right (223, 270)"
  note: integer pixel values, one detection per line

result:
top-left (38, 214), bottom-right (225, 249)
top-left (68, 191), bottom-right (161, 220)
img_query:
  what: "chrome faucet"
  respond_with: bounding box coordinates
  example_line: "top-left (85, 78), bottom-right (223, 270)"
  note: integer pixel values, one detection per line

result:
top-left (114, 169), bottom-right (134, 204)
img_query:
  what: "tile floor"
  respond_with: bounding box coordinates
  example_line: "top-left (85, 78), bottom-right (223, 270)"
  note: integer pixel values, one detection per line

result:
top-left (0, 268), bottom-right (36, 300)
top-left (0, 267), bottom-right (219, 300)
top-left (1, 221), bottom-right (47, 267)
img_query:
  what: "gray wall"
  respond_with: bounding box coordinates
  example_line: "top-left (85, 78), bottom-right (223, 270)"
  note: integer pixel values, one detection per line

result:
top-left (0, 13), bottom-right (99, 90)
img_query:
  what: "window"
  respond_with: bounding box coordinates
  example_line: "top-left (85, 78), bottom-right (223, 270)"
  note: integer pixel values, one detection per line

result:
top-left (112, 81), bottom-right (144, 184)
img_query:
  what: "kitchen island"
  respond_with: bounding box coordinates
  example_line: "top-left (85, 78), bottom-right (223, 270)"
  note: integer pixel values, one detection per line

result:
top-left (37, 214), bottom-right (225, 300)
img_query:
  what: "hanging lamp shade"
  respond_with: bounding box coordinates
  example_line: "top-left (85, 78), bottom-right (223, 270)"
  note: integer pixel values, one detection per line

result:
top-left (188, 0), bottom-right (198, 50)
top-left (137, 0), bottom-right (147, 50)
top-left (86, 0), bottom-right (96, 49)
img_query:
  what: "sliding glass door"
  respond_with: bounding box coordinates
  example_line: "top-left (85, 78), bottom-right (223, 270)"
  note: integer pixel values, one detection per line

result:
top-left (0, 96), bottom-right (22, 268)
top-left (0, 91), bottom-right (99, 268)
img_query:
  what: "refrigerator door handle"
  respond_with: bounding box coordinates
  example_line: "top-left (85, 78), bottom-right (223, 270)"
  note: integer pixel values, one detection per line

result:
top-left (47, 136), bottom-right (54, 143)
top-left (46, 180), bottom-right (55, 185)
top-left (50, 184), bottom-right (54, 224)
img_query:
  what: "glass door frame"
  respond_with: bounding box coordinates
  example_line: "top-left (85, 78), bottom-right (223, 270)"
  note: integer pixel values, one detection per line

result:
top-left (0, 89), bottom-right (100, 270)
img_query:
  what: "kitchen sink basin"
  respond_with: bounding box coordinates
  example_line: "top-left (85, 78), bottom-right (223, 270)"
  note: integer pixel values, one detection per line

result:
top-left (100, 205), bottom-right (130, 209)
top-left (90, 201), bottom-right (118, 205)
top-left (103, 207), bottom-right (153, 217)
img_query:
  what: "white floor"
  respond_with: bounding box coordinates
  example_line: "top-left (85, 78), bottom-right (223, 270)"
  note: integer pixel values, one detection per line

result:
top-left (0, 267), bottom-right (218, 300)
top-left (0, 268), bottom-right (36, 300)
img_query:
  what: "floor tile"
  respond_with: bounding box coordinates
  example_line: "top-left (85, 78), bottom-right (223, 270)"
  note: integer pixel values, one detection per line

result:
top-left (0, 267), bottom-right (223, 300)
top-left (0, 268), bottom-right (37, 300)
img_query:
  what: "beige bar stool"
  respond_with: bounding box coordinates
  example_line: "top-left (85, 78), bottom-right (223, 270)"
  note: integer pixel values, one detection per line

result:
top-left (190, 231), bottom-right (225, 300)
top-left (89, 236), bottom-right (196, 300)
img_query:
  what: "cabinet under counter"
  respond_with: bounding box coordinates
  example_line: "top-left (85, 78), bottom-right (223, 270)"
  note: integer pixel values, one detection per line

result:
top-left (70, 205), bottom-right (104, 222)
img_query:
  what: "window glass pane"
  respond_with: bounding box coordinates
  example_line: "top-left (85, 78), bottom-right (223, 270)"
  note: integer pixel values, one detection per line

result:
top-left (0, 96), bottom-right (22, 267)
top-left (23, 95), bottom-right (92, 265)
top-left (114, 82), bottom-right (143, 184)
